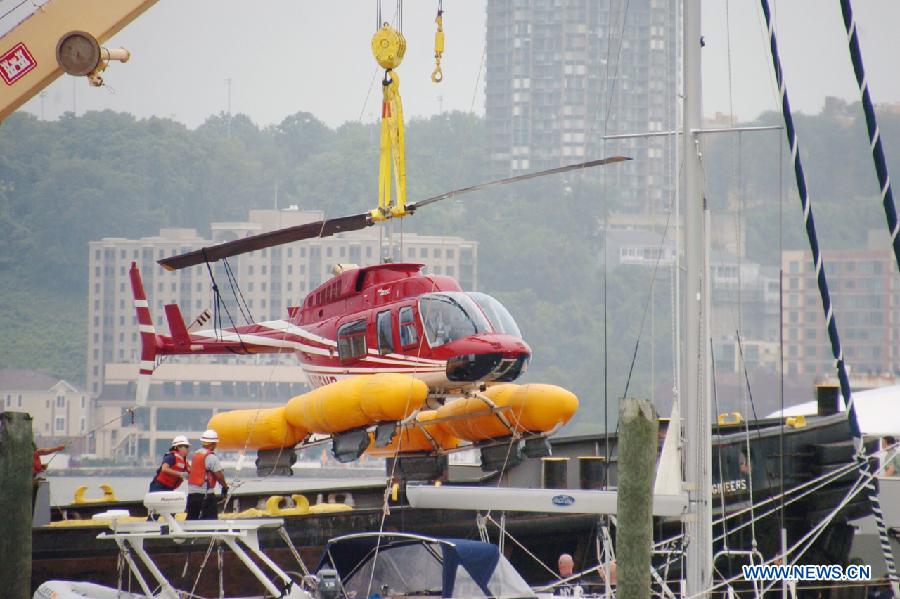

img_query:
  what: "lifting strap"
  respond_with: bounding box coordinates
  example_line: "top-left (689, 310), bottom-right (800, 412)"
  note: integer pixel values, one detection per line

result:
top-left (371, 24), bottom-right (408, 221)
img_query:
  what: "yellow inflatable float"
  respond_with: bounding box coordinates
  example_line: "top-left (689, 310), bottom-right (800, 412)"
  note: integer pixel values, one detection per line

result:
top-left (206, 377), bottom-right (577, 455)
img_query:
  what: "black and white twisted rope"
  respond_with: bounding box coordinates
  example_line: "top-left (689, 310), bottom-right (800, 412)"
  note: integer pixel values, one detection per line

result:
top-left (759, 1), bottom-right (899, 594)
top-left (839, 0), bottom-right (900, 272)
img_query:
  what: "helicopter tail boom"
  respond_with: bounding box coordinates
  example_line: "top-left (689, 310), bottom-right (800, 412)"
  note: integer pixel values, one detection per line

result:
top-left (129, 262), bottom-right (158, 405)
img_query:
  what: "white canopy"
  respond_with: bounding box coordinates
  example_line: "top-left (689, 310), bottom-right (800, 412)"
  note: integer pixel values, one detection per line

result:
top-left (769, 385), bottom-right (900, 436)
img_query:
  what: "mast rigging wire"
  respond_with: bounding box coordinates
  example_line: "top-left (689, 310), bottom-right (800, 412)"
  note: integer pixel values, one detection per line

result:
top-left (758, 1), bottom-right (899, 592)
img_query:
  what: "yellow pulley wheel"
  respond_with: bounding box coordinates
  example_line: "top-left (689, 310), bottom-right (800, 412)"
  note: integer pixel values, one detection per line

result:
top-left (372, 24), bottom-right (406, 70)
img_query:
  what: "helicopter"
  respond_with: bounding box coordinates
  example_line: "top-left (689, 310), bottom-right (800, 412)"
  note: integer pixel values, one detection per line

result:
top-left (128, 156), bottom-right (629, 466)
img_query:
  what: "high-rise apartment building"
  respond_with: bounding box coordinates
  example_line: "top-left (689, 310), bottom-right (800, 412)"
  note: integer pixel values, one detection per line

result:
top-left (87, 209), bottom-right (478, 396)
top-left (782, 232), bottom-right (900, 379)
top-left (485, 0), bottom-right (678, 211)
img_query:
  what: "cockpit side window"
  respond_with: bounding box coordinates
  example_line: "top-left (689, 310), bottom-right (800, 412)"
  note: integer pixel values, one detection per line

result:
top-left (399, 306), bottom-right (418, 348)
top-left (337, 319), bottom-right (367, 362)
top-left (377, 310), bottom-right (394, 355)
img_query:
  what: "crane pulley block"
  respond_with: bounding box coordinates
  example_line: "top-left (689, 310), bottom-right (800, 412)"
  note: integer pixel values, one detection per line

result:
top-left (371, 24), bottom-right (406, 71)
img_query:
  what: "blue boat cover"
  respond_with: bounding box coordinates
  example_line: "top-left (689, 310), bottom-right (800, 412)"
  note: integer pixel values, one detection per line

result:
top-left (440, 539), bottom-right (500, 597)
top-left (317, 533), bottom-right (533, 598)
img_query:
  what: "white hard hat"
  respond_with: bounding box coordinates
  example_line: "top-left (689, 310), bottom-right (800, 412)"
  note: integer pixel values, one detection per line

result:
top-left (170, 435), bottom-right (190, 448)
top-left (200, 429), bottom-right (219, 444)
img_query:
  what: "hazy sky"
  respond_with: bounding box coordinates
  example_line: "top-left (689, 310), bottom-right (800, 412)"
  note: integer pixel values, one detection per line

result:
top-left (6, 1), bottom-right (900, 128)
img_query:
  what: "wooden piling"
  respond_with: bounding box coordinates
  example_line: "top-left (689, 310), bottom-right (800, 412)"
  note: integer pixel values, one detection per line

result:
top-left (616, 398), bottom-right (658, 599)
top-left (0, 411), bottom-right (34, 598)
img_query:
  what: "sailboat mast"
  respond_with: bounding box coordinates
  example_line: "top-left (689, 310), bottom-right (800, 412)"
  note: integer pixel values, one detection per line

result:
top-left (682, 0), bottom-right (713, 595)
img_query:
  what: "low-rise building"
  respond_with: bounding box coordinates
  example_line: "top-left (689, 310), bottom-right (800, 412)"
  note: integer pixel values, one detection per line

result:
top-left (0, 369), bottom-right (91, 451)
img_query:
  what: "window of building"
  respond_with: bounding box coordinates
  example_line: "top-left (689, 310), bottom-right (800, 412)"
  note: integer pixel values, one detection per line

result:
top-left (56, 395), bottom-right (65, 408)
top-left (377, 311), bottom-right (394, 355)
top-left (337, 319), bottom-right (367, 362)
top-left (55, 417), bottom-right (65, 432)
top-left (4, 394), bottom-right (9, 408)
top-left (157, 408), bottom-right (213, 431)
top-left (17, 394), bottom-right (22, 408)
top-left (81, 396), bottom-right (85, 409)
top-left (420, 247), bottom-right (428, 258)
top-left (366, 247), bottom-right (372, 258)
top-left (326, 247), bottom-right (333, 258)
top-left (399, 306), bottom-right (419, 348)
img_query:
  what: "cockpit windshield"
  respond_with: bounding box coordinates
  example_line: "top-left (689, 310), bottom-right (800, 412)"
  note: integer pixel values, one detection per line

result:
top-left (467, 292), bottom-right (522, 338)
top-left (418, 292), bottom-right (491, 348)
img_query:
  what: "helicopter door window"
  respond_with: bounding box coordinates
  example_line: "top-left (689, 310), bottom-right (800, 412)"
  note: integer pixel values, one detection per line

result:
top-left (419, 292), bottom-right (490, 348)
top-left (377, 310), bottom-right (394, 355)
top-left (337, 319), bottom-right (367, 363)
top-left (399, 306), bottom-right (418, 348)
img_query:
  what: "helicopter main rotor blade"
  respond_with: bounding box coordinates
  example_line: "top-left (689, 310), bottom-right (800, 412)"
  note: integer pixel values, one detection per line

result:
top-left (408, 155), bottom-right (631, 211)
top-left (157, 156), bottom-right (630, 271)
top-left (158, 212), bottom-right (372, 271)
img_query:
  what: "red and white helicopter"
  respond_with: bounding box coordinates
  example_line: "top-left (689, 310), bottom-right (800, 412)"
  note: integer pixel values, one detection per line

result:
top-left (129, 157), bottom-right (629, 465)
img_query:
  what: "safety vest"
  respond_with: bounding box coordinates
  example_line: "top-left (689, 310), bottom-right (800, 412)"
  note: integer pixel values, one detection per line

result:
top-left (154, 451), bottom-right (188, 490)
top-left (187, 448), bottom-right (218, 490)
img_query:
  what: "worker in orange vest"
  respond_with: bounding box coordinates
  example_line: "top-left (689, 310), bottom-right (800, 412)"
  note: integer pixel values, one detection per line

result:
top-left (186, 429), bottom-right (228, 520)
top-left (33, 443), bottom-right (65, 478)
top-left (149, 435), bottom-right (190, 493)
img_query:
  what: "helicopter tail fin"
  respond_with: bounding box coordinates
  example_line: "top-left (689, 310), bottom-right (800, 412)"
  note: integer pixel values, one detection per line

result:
top-left (129, 262), bottom-right (158, 406)
top-left (164, 303), bottom-right (191, 349)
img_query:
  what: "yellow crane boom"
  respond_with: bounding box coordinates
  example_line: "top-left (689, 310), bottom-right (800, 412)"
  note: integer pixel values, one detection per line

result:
top-left (0, 0), bottom-right (158, 121)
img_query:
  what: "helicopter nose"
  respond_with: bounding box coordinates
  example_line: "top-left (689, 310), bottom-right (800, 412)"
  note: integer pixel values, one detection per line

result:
top-left (443, 334), bottom-right (531, 382)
